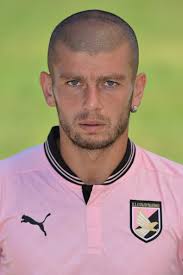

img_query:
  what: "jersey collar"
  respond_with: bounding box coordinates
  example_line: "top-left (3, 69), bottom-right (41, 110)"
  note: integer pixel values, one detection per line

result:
top-left (44, 126), bottom-right (136, 185)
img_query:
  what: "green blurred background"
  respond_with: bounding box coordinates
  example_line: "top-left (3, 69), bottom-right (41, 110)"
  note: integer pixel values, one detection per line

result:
top-left (0, 0), bottom-right (183, 163)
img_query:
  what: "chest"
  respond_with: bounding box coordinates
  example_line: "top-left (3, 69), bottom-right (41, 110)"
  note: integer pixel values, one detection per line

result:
top-left (1, 178), bottom-right (183, 275)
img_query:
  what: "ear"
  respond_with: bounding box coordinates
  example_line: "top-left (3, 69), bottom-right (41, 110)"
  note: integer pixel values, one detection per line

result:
top-left (40, 71), bottom-right (56, 107)
top-left (131, 73), bottom-right (147, 108)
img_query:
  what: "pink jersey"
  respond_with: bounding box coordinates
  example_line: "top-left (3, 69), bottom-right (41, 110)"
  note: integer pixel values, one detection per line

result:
top-left (0, 126), bottom-right (183, 275)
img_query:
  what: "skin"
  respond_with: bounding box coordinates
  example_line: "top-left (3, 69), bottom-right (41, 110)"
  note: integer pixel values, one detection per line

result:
top-left (40, 43), bottom-right (146, 185)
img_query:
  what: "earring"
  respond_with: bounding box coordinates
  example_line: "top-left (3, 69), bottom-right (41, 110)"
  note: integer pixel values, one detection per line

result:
top-left (130, 105), bottom-right (138, 113)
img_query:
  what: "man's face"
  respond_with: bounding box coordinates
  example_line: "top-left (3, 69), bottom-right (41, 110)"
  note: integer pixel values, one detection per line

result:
top-left (44, 43), bottom-right (140, 150)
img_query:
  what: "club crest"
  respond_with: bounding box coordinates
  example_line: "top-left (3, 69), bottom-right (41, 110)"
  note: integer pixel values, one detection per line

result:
top-left (130, 200), bottom-right (162, 243)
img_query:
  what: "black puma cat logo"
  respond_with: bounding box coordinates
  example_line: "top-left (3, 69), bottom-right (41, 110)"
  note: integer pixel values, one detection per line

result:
top-left (21, 213), bottom-right (51, 236)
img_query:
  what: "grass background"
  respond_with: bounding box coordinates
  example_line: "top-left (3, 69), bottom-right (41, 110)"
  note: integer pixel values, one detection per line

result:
top-left (0, 0), bottom-right (183, 163)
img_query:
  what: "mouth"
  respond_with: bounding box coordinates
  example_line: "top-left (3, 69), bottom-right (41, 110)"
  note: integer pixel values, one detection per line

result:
top-left (78, 121), bottom-right (106, 133)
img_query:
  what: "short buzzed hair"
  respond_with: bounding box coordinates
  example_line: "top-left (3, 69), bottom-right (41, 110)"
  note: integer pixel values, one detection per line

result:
top-left (48, 10), bottom-right (139, 77)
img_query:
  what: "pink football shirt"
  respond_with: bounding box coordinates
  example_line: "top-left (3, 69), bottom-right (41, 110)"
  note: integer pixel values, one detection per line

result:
top-left (0, 126), bottom-right (183, 275)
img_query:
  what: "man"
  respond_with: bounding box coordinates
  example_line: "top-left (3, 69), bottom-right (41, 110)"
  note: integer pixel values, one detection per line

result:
top-left (0, 9), bottom-right (183, 275)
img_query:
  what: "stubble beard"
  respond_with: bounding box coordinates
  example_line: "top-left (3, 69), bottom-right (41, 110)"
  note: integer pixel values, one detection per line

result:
top-left (56, 102), bottom-right (132, 150)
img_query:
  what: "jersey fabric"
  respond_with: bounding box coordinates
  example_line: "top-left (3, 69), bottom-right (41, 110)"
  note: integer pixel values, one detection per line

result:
top-left (0, 126), bottom-right (183, 275)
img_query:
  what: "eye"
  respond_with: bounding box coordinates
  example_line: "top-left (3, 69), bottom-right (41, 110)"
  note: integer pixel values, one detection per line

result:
top-left (66, 79), bottom-right (81, 87)
top-left (104, 80), bottom-right (119, 88)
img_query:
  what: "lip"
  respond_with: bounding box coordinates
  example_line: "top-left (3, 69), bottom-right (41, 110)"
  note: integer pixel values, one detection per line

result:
top-left (79, 121), bottom-right (106, 133)
top-left (79, 121), bottom-right (105, 126)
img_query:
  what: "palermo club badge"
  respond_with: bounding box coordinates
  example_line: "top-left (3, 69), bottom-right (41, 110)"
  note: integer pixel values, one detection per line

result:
top-left (130, 200), bottom-right (162, 243)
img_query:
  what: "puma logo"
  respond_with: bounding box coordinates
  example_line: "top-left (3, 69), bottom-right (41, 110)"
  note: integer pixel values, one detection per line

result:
top-left (21, 213), bottom-right (51, 236)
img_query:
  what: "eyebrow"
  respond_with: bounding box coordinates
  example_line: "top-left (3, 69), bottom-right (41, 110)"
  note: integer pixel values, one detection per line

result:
top-left (97, 74), bottom-right (126, 82)
top-left (59, 73), bottom-right (126, 81)
top-left (59, 74), bottom-right (84, 80)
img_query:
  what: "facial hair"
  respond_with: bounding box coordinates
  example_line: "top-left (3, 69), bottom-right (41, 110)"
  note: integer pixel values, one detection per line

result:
top-left (55, 94), bottom-right (132, 150)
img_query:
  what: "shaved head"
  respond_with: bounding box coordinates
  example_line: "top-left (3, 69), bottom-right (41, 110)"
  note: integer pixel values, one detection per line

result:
top-left (48, 10), bottom-right (139, 77)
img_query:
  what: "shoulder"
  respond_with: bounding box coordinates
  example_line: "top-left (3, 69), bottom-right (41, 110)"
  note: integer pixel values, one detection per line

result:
top-left (0, 144), bottom-right (47, 178)
top-left (136, 145), bottom-right (183, 178)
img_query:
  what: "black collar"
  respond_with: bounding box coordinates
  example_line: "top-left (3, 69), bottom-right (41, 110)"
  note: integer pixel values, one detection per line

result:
top-left (44, 126), bottom-right (136, 185)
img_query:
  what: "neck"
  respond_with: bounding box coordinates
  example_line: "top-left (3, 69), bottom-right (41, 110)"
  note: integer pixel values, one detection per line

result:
top-left (59, 128), bottom-right (129, 185)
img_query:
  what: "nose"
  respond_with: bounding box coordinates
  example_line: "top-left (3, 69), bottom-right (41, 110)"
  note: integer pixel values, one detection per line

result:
top-left (83, 84), bottom-right (103, 111)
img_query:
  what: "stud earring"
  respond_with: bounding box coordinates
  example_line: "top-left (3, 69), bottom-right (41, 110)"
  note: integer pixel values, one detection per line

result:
top-left (130, 105), bottom-right (138, 113)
